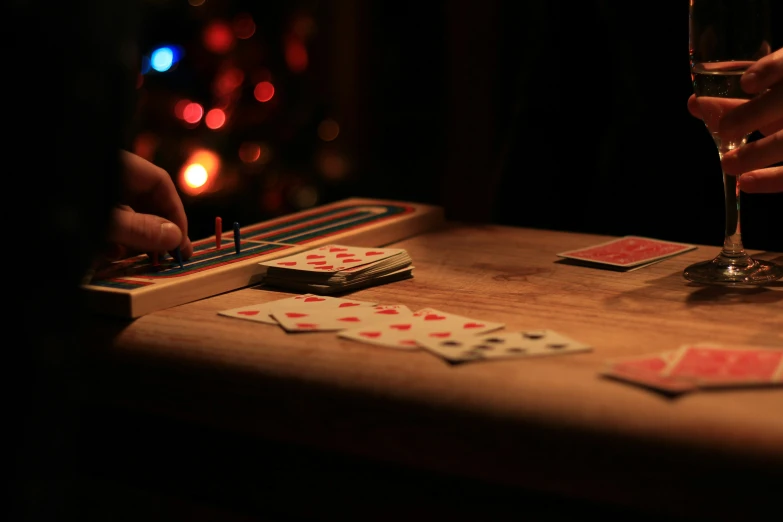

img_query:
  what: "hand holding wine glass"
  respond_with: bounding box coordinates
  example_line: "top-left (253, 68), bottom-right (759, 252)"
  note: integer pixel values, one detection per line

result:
top-left (685, 0), bottom-right (782, 285)
top-left (687, 47), bottom-right (783, 194)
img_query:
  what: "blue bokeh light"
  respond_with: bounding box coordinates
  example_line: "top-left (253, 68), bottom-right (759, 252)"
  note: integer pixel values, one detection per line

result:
top-left (150, 47), bottom-right (175, 72)
top-left (147, 45), bottom-right (183, 73)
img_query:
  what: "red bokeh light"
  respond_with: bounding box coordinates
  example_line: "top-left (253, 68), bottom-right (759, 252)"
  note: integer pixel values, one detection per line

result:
top-left (203, 20), bottom-right (235, 54)
top-left (284, 36), bottom-right (308, 73)
top-left (182, 102), bottom-right (204, 124)
top-left (254, 81), bottom-right (275, 102)
top-left (233, 13), bottom-right (256, 39)
top-left (205, 108), bottom-right (226, 129)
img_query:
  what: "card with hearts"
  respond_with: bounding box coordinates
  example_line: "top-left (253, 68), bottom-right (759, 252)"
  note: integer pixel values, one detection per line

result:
top-left (416, 329), bottom-right (592, 363)
top-left (217, 294), bottom-right (378, 324)
top-left (267, 266), bottom-right (414, 296)
top-left (259, 244), bottom-right (406, 273)
top-left (270, 304), bottom-right (414, 333)
top-left (556, 236), bottom-right (696, 268)
top-left (337, 307), bottom-right (505, 350)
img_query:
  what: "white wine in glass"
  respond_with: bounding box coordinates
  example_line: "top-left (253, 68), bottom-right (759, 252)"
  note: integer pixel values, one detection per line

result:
top-left (685, 0), bottom-right (782, 285)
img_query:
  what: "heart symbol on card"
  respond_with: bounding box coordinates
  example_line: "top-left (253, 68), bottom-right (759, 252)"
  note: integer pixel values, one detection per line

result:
top-left (277, 261), bottom-right (297, 266)
top-left (315, 266), bottom-right (335, 270)
top-left (463, 322), bottom-right (485, 329)
top-left (339, 302), bottom-right (360, 307)
top-left (304, 297), bottom-right (325, 302)
top-left (338, 317), bottom-right (361, 322)
top-left (335, 253), bottom-right (354, 258)
top-left (424, 314), bottom-right (446, 321)
top-left (328, 247), bottom-right (348, 252)
top-left (365, 251), bottom-right (384, 256)
top-left (306, 254), bottom-right (325, 259)
top-left (342, 258), bottom-right (362, 263)
top-left (375, 309), bottom-right (399, 315)
top-left (295, 323), bottom-right (318, 329)
top-left (308, 261), bottom-right (327, 265)
top-left (390, 324), bottom-right (411, 330)
top-left (238, 311), bottom-right (260, 316)
top-left (429, 332), bottom-right (451, 338)
top-left (285, 312), bottom-right (308, 318)
top-left (360, 332), bottom-right (381, 338)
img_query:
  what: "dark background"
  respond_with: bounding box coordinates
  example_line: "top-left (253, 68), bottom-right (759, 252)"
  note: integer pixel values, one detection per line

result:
top-left (11, 2), bottom-right (782, 520)
top-left (131, 0), bottom-right (781, 252)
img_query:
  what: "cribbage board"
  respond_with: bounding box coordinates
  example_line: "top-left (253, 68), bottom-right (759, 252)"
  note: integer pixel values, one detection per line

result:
top-left (82, 197), bottom-right (444, 318)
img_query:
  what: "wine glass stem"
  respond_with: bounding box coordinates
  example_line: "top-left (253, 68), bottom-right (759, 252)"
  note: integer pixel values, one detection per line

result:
top-left (721, 168), bottom-right (744, 257)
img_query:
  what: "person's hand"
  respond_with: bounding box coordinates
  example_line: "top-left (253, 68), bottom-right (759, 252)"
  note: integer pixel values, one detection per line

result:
top-left (102, 150), bottom-right (193, 263)
top-left (687, 47), bottom-right (783, 193)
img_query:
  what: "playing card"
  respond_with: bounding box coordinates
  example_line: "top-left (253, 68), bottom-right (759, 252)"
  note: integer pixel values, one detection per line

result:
top-left (270, 304), bottom-right (413, 333)
top-left (557, 236), bottom-right (696, 268)
top-left (600, 351), bottom-right (698, 394)
top-left (661, 343), bottom-right (783, 388)
top-left (417, 329), bottom-right (592, 363)
top-left (259, 244), bottom-right (406, 273)
top-left (217, 294), bottom-right (378, 324)
top-left (265, 266), bottom-right (414, 296)
top-left (338, 307), bottom-right (505, 350)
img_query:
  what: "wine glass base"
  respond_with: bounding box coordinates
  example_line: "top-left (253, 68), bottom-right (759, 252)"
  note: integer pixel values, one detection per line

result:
top-left (683, 254), bottom-right (783, 286)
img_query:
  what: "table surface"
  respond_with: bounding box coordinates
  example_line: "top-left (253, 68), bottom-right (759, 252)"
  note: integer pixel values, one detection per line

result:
top-left (86, 222), bottom-right (783, 520)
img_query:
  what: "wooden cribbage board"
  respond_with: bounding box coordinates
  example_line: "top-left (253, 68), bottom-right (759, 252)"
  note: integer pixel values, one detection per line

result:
top-left (82, 197), bottom-right (445, 318)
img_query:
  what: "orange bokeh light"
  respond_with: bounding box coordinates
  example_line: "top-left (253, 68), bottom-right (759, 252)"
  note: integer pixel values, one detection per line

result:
top-left (317, 119), bottom-right (340, 142)
top-left (254, 81), bottom-right (275, 102)
top-left (238, 142), bottom-right (261, 163)
top-left (178, 148), bottom-right (221, 196)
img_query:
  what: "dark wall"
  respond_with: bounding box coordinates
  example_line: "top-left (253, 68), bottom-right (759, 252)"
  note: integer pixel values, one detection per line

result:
top-left (343, 1), bottom-right (781, 252)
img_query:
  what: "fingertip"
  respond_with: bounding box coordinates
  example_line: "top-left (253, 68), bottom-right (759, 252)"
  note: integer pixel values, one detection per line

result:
top-left (687, 94), bottom-right (701, 118)
top-left (159, 222), bottom-right (183, 250)
top-left (740, 71), bottom-right (760, 94)
top-left (739, 173), bottom-right (757, 192)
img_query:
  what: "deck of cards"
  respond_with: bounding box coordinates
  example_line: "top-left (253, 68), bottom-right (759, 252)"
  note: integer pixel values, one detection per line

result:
top-left (257, 244), bottom-right (414, 294)
top-left (557, 236), bottom-right (697, 271)
top-left (600, 343), bottom-right (783, 395)
top-left (218, 294), bottom-right (594, 363)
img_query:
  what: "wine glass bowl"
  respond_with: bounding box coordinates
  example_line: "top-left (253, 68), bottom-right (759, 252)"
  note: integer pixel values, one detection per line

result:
top-left (685, 0), bottom-right (783, 285)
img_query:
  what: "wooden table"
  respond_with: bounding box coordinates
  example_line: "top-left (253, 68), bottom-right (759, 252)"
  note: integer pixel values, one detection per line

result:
top-left (82, 223), bottom-right (783, 521)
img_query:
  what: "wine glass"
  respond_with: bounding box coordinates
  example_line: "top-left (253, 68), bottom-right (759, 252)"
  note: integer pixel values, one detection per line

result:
top-left (685, 0), bottom-right (782, 285)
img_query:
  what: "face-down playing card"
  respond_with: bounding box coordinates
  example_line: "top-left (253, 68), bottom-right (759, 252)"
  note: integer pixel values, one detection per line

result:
top-left (557, 236), bottom-right (696, 268)
top-left (218, 294), bottom-right (378, 324)
top-left (661, 343), bottom-right (783, 388)
top-left (600, 351), bottom-right (699, 394)
top-left (337, 307), bottom-right (505, 350)
top-left (270, 304), bottom-right (413, 332)
top-left (417, 329), bottom-right (592, 363)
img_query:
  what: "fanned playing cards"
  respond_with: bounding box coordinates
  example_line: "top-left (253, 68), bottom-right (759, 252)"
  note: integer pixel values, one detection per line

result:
top-left (218, 294), bottom-right (378, 324)
top-left (258, 244), bottom-right (414, 294)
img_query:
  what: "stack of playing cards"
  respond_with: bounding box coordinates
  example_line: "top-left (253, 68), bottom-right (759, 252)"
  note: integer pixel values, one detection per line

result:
top-left (600, 343), bottom-right (783, 395)
top-left (219, 295), bottom-right (595, 365)
top-left (556, 236), bottom-right (697, 271)
top-left (258, 244), bottom-right (414, 294)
